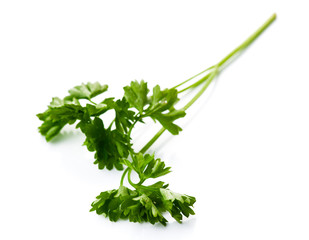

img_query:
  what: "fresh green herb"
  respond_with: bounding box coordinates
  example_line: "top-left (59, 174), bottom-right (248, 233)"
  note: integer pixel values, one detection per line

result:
top-left (37, 14), bottom-right (276, 225)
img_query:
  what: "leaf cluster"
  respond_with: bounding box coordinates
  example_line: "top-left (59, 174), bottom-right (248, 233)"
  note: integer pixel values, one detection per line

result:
top-left (90, 185), bottom-right (195, 226)
top-left (122, 153), bottom-right (171, 183)
top-left (37, 82), bottom-right (109, 141)
top-left (37, 80), bottom-right (186, 170)
top-left (124, 80), bottom-right (186, 135)
top-left (37, 80), bottom-right (195, 225)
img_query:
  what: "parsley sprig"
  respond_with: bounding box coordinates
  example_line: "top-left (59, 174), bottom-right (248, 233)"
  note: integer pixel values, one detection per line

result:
top-left (37, 14), bottom-right (276, 225)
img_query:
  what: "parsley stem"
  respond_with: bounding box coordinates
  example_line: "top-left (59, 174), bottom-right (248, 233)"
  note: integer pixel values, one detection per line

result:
top-left (128, 116), bottom-right (141, 140)
top-left (88, 99), bottom-right (97, 105)
top-left (108, 119), bottom-right (115, 129)
top-left (139, 69), bottom-right (217, 154)
top-left (173, 13), bottom-right (276, 92)
top-left (177, 72), bottom-right (212, 93)
top-left (139, 13), bottom-right (276, 154)
top-left (217, 13), bottom-right (276, 69)
top-left (183, 66), bottom-right (218, 110)
top-left (171, 66), bottom-right (214, 89)
top-left (140, 127), bottom-right (165, 154)
top-left (127, 169), bottom-right (157, 190)
top-left (120, 167), bottom-right (129, 186)
top-left (127, 168), bottom-right (137, 188)
top-left (121, 117), bottom-right (142, 187)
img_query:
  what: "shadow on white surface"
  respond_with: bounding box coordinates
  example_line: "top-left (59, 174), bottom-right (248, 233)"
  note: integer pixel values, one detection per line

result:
top-left (91, 213), bottom-right (197, 240)
top-left (49, 130), bottom-right (84, 144)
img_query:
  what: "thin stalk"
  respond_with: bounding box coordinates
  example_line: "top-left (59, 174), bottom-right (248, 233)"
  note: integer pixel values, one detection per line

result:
top-left (108, 119), bottom-right (115, 130)
top-left (140, 127), bottom-right (165, 154)
top-left (88, 99), bottom-right (97, 105)
top-left (171, 65), bottom-right (214, 89)
top-left (120, 167), bottom-right (129, 186)
top-left (120, 117), bottom-right (142, 186)
top-left (178, 13), bottom-right (277, 93)
top-left (127, 117), bottom-right (140, 142)
top-left (139, 69), bottom-right (217, 154)
top-left (217, 13), bottom-right (276, 69)
top-left (183, 67), bottom-right (218, 111)
top-left (127, 169), bottom-right (158, 190)
top-left (178, 72), bottom-right (212, 93)
top-left (127, 169), bottom-right (137, 188)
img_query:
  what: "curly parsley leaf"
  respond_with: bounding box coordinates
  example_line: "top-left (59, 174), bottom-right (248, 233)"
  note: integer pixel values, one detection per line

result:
top-left (90, 186), bottom-right (168, 225)
top-left (122, 153), bottom-right (171, 182)
top-left (150, 109), bottom-right (185, 135)
top-left (37, 82), bottom-right (110, 141)
top-left (146, 85), bottom-right (186, 134)
top-left (123, 80), bottom-right (149, 114)
top-left (68, 82), bottom-right (108, 100)
top-left (37, 97), bottom-right (85, 141)
top-left (123, 81), bottom-right (185, 135)
top-left (160, 188), bottom-right (196, 223)
top-left (90, 186), bottom-right (136, 221)
top-left (77, 117), bottom-right (129, 170)
top-left (90, 185), bottom-right (195, 226)
top-left (148, 85), bottom-right (178, 114)
top-left (113, 98), bottom-right (136, 134)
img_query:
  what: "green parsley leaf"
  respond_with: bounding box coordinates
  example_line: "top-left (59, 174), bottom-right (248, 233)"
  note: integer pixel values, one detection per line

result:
top-left (150, 109), bottom-right (186, 135)
top-left (148, 85), bottom-right (178, 114)
top-left (85, 103), bottom-right (109, 116)
top-left (123, 80), bottom-right (149, 113)
top-left (77, 117), bottom-right (129, 170)
top-left (123, 81), bottom-right (185, 135)
top-left (90, 186), bottom-right (168, 225)
top-left (90, 186), bottom-right (136, 221)
top-left (37, 98), bottom-right (85, 141)
top-left (160, 188), bottom-right (196, 223)
top-left (113, 98), bottom-right (136, 134)
top-left (91, 185), bottom-right (195, 225)
top-left (68, 82), bottom-right (108, 100)
top-left (123, 153), bottom-right (171, 182)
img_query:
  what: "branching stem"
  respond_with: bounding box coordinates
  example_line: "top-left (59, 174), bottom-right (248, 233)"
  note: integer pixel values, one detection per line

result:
top-left (139, 13), bottom-right (276, 154)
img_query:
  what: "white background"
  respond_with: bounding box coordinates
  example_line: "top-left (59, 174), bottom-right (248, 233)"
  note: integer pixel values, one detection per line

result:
top-left (1, 1), bottom-right (308, 239)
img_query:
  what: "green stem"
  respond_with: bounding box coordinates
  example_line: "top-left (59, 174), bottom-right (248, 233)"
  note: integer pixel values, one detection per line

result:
top-left (120, 167), bottom-right (129, 186)
top-left (139, 69), bottom-right (218, 154)
top-left (108, 119), bottom-right (115, 130)
top-left (127, 116), bottom-right (141, 140)
top-left (178, 72), bottom-right (212, 93)
top-left (88, 99), bottom-right (97, 105)
top-left (217, 13), bottom-right (276, 68)
top-left (140, 127), bottom-right (165, 154)
top-left (127, 169), bottom-right (157, 190)
top-left (183, 66), bottom-right (218, 111)
top-left (127, 169), bottom-right (137, 188)
top-left (137, 178), bottom-right (146, 185)
top-left (139, 13), bottom-right (276, 154)
top-left (120, 116), bottom-right (145, 187)
top-left (171, 65), bottom-right (214, 89)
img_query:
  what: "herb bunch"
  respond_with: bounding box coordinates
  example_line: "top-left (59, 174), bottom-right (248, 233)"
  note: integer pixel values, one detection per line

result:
top-left (37, 14), bottom-right (276, 226)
